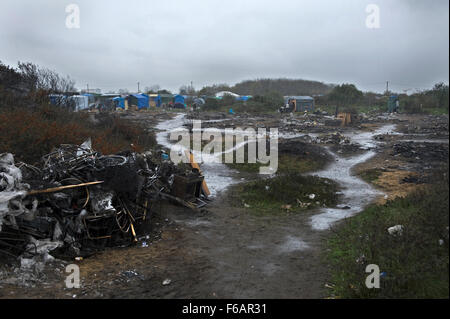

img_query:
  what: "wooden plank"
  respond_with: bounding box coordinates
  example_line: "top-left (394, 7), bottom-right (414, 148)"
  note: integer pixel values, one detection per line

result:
top-left (27, 181), bottom-right (104, 196)
top-left (184, 150), bottom-right (210, 196)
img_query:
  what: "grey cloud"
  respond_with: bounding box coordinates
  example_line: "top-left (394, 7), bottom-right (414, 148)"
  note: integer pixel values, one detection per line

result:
top-left (0, 0), bottom-right (448, 93)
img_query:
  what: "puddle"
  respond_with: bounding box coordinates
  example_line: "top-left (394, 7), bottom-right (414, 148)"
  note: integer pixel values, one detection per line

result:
top-left (278, 235), bottom-right (310, 253)
top-left (309, 125), bottom-right (400, 230)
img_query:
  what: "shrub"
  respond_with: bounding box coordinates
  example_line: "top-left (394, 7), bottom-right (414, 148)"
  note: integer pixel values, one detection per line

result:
top-left (0, 104), bottom-right (156, 164)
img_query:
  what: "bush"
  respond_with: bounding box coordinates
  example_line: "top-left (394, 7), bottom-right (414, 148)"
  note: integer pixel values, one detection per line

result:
top-left (0, 105), bottom-right (156, 164)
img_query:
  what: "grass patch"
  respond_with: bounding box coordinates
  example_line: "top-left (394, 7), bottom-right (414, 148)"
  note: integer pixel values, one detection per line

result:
top-left (358, 168), bottom-right (383, 184)
top-left (229, 172), bottom-right (340, 215)
top-left (326, 171), bottom-right (449, 298)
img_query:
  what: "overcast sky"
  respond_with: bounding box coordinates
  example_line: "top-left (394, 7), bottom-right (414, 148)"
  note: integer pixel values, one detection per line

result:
top-left (0, 0), bottom-right (448, 93)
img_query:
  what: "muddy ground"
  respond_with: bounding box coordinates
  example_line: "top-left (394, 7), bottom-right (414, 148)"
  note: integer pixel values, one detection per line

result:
top-left (1, 110), bottom-right (448, 299)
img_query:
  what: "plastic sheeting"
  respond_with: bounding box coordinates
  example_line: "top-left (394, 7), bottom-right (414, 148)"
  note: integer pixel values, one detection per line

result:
top-left (128, 94), bottom-right (149, 109)
top-left (113, 96), bottom-right (125, 109)
top-left (68, 95), bottom-right (89, 111)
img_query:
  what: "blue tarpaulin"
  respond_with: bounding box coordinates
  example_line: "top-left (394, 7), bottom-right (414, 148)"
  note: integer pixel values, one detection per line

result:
top-left (174, 94), bottom-right (185, 104)
top-left (149, 95), bottom-right (162, 107)
top-left (173, 94), bottom-right (186, 108)
top-left (129, 94), bottom-right (149, 109)
top-left (113, 96), bottom-right (125, 109)
top-left (236, 95), bottom-right (251, 101)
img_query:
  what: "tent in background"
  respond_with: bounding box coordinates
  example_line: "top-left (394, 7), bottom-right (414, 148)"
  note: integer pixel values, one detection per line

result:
top-left (173, 94), bottom-right (186, 108)
top-left (149, 94), bottom-right (162, 107)
top-left (127, 94), bottom-right (149, 110)
top-left (112, 96), bottom-right (125, 109)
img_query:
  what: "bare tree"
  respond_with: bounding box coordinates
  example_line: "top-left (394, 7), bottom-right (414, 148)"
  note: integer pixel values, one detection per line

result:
top-left (17, 62), bottom-right (76, 93)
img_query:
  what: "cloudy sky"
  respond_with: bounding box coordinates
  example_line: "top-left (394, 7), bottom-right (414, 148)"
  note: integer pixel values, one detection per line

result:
top-left (0, 0), bottom-right (448, 93)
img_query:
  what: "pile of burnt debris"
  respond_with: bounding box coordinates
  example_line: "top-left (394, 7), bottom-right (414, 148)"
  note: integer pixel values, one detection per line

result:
top-left (0, 140), bottom-right (208, 262)
top-left (391, 141), bottom-right (449, 162)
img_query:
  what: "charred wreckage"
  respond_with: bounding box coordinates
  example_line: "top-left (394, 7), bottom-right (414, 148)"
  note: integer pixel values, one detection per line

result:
top-left (0, 140), bottom-right (208, 262)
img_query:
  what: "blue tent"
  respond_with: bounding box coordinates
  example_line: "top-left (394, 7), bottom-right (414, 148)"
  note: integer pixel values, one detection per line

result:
top-left (113, 96), bottom-right (125, 109)
top-left (236, 95), bottom-right (251, 101)
top-left (128, 94), bottom-right (149, 109)
top-left (174, 94), bottom-right (185, 104)
top-left (173, 94), bottom-right (186, 108)
top-left (149, 94), bottom-right (162, 107)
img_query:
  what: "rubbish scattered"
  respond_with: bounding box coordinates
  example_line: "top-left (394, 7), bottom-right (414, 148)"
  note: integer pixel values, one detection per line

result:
top-left (162, 278), bottom-right (171, 286)
top-left (392, 142), bottom-right (448, 162)
top-left (318, 132), bottom-right (350, 145)
top-left (308, 194), bottom-right (316, 200)
top-left (0, 139), bottom-right (208, 261)
top-left (387, 225), bottom-right (404, 236)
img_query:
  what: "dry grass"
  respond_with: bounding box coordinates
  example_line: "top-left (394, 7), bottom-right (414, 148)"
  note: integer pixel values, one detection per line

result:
top-left (0, 104), bottom-right (156, 164)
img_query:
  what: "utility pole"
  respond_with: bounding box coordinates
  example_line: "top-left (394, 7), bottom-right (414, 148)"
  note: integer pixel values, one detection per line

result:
top-left (386, 81), bottom-right (389, 95)
top-left (137, 82), bottom-right (140, 93)
top-left (87, 84), bottom-right (89, 93)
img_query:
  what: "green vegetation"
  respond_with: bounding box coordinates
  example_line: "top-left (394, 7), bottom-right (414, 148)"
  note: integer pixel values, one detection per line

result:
top-left (198, 78), bottom-right (333, 97)
top-left (326, 172), bottom-right (449, 298)
top-left (229, 172), bottom-right (339, 215)
top-left (400, 83), bottom-right (449, 114)
top-left (316, 82), bottom-right (449, 115)
top-left (326, 83), bottom-right (364, 107)
top-left (358, 168), bottom-right (383, 184)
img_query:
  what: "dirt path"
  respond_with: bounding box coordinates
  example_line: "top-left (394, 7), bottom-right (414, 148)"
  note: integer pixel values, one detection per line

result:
top-left (165, 196), bottom-right (329, 298)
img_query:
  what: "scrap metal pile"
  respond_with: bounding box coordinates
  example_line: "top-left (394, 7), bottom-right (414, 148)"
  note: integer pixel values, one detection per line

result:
top-left (0, 140), bottom-right (207, 261)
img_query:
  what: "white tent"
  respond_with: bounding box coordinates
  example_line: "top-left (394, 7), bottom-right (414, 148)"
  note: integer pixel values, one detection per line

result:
top-left (68, 95), bottom-right (89, 111)
top-left (215, 91), bottom-right (239, 98)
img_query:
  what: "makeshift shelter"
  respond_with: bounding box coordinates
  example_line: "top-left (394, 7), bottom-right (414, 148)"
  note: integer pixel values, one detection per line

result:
top-left (67, 95), bottom-right (89, 111)
top-left (82, 93), bottom-right (96, 104)
top-left (113, 96), bottom-right (125, 109)
top-left (127, 94), bottom-right (149, 110)
top-left (149, 94), bottom-right (162, 107)
top-left (388, 95), bottom-right (399, 113)
top-left (49, 94), bottom-right (66, 106)
top-left (236, 95), bottom-right (251, 102)
top-left (215, 91), bottom-right (239, 99)
top-left (284, 96), bottom-right (315, 112)
top-left (173, 94), bottom-right (186, 108)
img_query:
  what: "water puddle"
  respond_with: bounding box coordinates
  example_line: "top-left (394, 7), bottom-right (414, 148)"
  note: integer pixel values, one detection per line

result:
top-left (278, 235), bottom-right (310, 253)
top-left (309, 125), bottom-right (400, 230)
